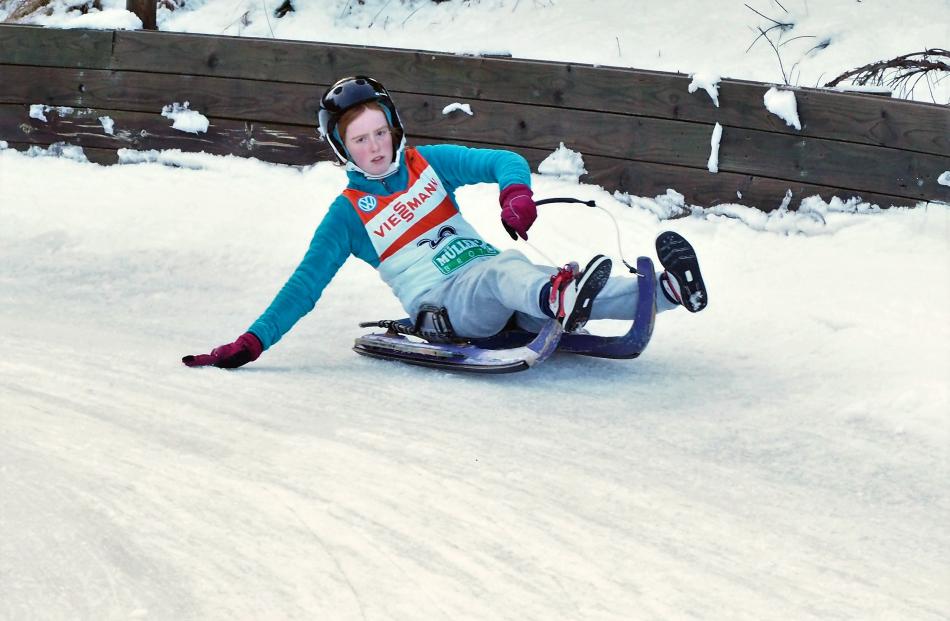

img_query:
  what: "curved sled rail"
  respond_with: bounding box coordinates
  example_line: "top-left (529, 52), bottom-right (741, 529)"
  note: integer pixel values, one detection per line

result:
top-left (353, 319), bottom-right (563, 374)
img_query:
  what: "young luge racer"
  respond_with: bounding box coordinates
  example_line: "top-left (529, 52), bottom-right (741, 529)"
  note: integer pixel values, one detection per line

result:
top-left (183, 76), bottom-right (707, 369)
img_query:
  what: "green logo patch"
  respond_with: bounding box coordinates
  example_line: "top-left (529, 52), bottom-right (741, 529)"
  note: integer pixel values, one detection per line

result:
top-left (432, 238), bottom-right (499, 275)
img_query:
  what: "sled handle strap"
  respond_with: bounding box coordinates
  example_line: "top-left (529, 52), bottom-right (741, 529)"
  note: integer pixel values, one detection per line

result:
top-left (534, 197), bottom-right (641, 276)
top-left (535, 197), bottom-right (596, 207)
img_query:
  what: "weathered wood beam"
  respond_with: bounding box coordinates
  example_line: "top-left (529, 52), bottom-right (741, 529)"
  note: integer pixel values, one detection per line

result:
top-left (126, 0), bottom-right (157, 30)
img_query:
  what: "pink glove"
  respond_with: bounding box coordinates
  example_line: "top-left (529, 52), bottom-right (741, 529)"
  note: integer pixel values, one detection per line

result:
top-left (499, 183), bottom-right (537, 241)
top-left (182, 332), bottom-right (263, 369)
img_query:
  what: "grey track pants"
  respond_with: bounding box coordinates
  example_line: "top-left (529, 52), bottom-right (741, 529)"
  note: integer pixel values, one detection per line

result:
top-left (412, 249), bottom-right (678, 338)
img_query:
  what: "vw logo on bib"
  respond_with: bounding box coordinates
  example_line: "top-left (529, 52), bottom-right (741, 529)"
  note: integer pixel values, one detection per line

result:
top-left (357, 196), bottom-right (378, 213)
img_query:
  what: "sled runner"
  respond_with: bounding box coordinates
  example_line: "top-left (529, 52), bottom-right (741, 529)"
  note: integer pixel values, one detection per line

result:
top-left (353, 256), bottom-right (657, 373)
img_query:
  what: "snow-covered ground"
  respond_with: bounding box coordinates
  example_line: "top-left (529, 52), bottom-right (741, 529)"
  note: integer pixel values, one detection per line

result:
top-left (2, 1), bottom-right (949, 619)
top-left (2, 146), bottom-right (948, 620)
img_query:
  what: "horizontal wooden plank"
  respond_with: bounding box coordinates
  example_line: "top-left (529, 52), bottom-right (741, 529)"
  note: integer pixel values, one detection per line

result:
top-left (0, 64), bottom-right (318, 125)
top-left (3, 65), bottom-right (944, 202)
top-left (109, 28), bottom-right (948, 156)
top-left (0, 104), bottom-right (326, 165)
top-left (2, 65), bottom-right (705, 163)
top-left (4, 140), bottom-right (119, 165)
top-left (10, 134), bottom-right (918, 212)
top-left (786, 88), bottom-right (948, 156)
top-left (0, 24), bottom-right (113, 68)
top-left (2, 25), bottom-right (945, 156)
top-left (578, 155), bottom-right (925, 211)
top-left (7, 119), bottom-right (924, 214)
top-left (713, 125), bottom-right (949, 203)
top-left (404, 100), bottom-right (950, 203)
top-left (425, 139), bottom-right (925, 210)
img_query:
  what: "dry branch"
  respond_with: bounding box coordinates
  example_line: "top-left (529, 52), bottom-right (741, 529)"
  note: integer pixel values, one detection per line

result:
top-left (824, 49), bottom-right (949, 101)
top-left (3, 0), bottom-right (53, 22)
top-left (3, 0), bottom-right (102, 22)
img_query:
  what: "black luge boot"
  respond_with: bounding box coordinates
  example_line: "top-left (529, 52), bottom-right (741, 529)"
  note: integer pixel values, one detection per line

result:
top-left (655, 231), bottom-right (708, 313)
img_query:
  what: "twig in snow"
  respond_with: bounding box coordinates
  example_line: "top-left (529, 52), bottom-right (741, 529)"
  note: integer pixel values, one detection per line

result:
top-left (758, 26), bottom-right (790, 84)
top-left (744, 3), bottom-right (792, 28)
top-left (804, 38), bottom-right (832, 56)
top-left (220, 0), bottom-right (249, 33)
top-left (368, 0), bottom-right (392, 28)
top-left (743, 3), bottom-right (795, 53)
top-left (261, 0), bottom-right (275, 37)
top-left (401, 5), bottom-right (422, 26)
top-left (787, 60), bottom-right (800, 85)
top-left (745, 23), bottom-right (790, 53)
top-left (780, 34), bottom-right (816, 47)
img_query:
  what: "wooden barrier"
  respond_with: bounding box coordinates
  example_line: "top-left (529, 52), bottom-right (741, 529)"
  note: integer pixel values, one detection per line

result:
top-left (1, 24), bottom-right (947, 210)
top-left (125, 0), bottom-right (156, 31)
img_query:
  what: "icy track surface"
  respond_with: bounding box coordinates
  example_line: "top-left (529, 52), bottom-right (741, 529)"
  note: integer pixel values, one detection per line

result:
top-left (1, 150), bottom-right (948, 620)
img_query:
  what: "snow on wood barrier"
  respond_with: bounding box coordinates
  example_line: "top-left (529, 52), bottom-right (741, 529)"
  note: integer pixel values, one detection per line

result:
top-left (1, 24), bottom-right (947, 211)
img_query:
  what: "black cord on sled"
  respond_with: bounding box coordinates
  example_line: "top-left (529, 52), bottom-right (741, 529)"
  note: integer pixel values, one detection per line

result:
top-left (535, 197), bottom-right (640, 275)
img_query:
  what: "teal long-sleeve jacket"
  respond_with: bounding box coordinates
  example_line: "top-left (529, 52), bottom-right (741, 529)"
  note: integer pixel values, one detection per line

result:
top-left (247, 144), bottom-right (531, 350)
